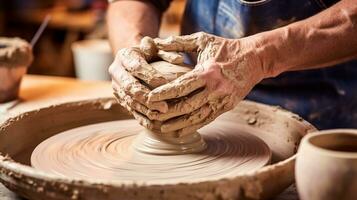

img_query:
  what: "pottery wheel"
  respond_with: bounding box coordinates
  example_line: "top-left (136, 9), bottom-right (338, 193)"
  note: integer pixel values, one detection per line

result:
top-left (31, 119), bottom-right (272, 184)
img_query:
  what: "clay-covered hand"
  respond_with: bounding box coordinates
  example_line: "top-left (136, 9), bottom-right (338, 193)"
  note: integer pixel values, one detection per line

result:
top-left (109, 37), bottom-right (185, 129)
top-left (146, 32), bottom-right (267, 135)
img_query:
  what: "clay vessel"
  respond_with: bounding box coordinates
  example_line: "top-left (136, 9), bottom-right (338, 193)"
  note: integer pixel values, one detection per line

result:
top-left (0, 37), bottom-right (33, 103)
top-left (296, 129), bottom-right (357, 200)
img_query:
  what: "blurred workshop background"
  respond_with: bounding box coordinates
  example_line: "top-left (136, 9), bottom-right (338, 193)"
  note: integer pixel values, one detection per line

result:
top-left (0, 0), bottom-right (185, 80)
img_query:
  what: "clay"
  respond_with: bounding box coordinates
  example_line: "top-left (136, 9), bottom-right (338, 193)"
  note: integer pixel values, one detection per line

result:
top-left (0, 67), bottom-right (27, 102)
top-left (0, 37), bottom-right (33, 68)
top-left (31, 119), bottom-right (271, 184)
top-left (0, 99), bottom-right (316, 200)
top-left (133, 129), bottom-right (207, 155)
top-left (150, 61), bottom-right (191, 82)
top-left (156, 50), bottom-right (184, 64)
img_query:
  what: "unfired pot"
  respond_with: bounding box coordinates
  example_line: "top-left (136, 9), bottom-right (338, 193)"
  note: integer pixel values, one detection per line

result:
top-left (0, 37), bottom-right (33, 103)
top-left (0, 98), bottom-right (316, 200)
top-left (296, 129), bottom-right (357, 200)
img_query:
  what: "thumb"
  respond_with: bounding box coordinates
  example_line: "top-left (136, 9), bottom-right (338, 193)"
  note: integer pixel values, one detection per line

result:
top-left (154, 32), bottom-right (207, 52)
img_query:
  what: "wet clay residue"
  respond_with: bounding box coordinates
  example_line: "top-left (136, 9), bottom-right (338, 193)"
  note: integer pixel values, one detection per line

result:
top-left (31, 119), bottom-right (271, 184)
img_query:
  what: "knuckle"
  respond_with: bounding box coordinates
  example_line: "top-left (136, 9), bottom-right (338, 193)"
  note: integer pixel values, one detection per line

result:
top-left (153, 38), bottom-right (162, 45)
top-left (131, 87), bottom-right (146, 97)
top-left (116, 48), bottom-right (127, 57)
top-left (146, 110), bottom-right (158, 120)
top-left (108, 61), bottom-right (122, 75)
top-left (195, 32), bottom-right (204, 37)
top-left (141, 36), bottom-right (155, 45)
top-left (167, 36), bottom-right (175, 43)
top-left (108, 64), bottom-right (115, 75)
top-left (196, 32), bottom-right (207, 41)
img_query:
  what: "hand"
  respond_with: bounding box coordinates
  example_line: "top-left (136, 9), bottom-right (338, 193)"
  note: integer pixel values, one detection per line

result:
top-left (109, 37), bottom-right (185, 130)
top-left (145, 32), bottom-right (267, 135)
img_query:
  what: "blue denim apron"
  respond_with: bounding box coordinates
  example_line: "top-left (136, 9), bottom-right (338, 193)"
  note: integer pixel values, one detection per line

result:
top-left (181, 0), bottom-right (357, 129)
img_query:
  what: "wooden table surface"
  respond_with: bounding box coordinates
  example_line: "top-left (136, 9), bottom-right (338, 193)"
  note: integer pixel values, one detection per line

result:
top-left (0, 75), bottom-right (299, 200)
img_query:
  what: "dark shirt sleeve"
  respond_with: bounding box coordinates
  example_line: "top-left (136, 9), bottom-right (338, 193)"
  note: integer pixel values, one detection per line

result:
top-left (324, 0), bottom-right (340, 7)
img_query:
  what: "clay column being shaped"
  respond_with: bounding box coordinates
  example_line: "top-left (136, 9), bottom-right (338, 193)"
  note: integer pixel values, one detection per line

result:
top-left (120, 60), bottom-right (207, 155)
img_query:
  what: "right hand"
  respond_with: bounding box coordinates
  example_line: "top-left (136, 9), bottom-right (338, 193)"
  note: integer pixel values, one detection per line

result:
top-left (109, 37), bottom-right (184, 130)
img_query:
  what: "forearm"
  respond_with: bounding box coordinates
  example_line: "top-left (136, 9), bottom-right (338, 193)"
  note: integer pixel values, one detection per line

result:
top-left (248, 0), bottom-right (357, 77)
top-left (107, 1), bottom-right (162, 53)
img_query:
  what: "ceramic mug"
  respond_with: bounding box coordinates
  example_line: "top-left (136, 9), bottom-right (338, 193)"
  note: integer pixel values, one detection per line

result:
top-left (296, 129), bottom-right (357, 200)
top-left (72, 39), bottom-right (113, 81)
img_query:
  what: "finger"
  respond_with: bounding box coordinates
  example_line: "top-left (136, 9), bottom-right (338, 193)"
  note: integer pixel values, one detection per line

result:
top-left (109, 67), bottom-right (168, 112)
top-left (112, 88), bottom-right (149, 116)
top-left (160, 95), bottom-right (232, 133)
top-left (160, 104), bottom-right (212, 133)
top-left (112, 89), bottom-right (161, 131)
top-left (176, 102), bottom-right (231, 135)
top-left (157, 50), bottom-right (184, 64)
top-left (140, 36), bottom-right (185, 65)
top-left (149, 89), bottom-right (210, 121)
top-left (112, 89), bottom-right (149, 125)
top-left (148, 70), bottom-right (206, 102)
top-left (132, 111), bottom-right (161, 130)
top-left (154, 32), bottom-right (206, 52)
top-left (117, 48), bottom-right (168, 88)
top-left (113, 86), bottom-right (162, 122)
top-left (139, 36), bottom-right (157, 60)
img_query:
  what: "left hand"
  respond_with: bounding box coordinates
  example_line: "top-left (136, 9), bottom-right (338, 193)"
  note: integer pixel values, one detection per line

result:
top-left (143, 32), bottom-right (268, 136)
top-left (109, 37), bottom-right (185, 130)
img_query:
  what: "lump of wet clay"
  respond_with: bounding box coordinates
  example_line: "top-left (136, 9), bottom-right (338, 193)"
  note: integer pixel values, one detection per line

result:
top-left (150, 60), bottom-right (192, 83)
top-left (0, 37), bottom-right (33, 68)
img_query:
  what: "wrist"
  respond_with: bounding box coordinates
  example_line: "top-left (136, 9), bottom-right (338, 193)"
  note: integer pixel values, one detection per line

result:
top-left (245, 36), bottom-right (279, 79)
top-left (111, 33), bottom-right (143, 54)
top-left (242, 28), bottom-right (291, 79)
top-left (237, 36), bottom-right (276, 81)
